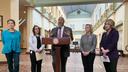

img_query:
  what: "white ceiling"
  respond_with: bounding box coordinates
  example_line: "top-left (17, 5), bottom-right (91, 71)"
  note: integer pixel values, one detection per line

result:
top-left (61, 4), bottom-right (96, 17)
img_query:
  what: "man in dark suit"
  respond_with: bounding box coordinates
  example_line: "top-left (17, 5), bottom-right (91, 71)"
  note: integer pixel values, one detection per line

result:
top-left (50, 17), bottom-right (73, 72)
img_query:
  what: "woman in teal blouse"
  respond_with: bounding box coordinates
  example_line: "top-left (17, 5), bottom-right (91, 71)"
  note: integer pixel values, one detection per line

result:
top-left (2, 19), bottom-right (21, 72)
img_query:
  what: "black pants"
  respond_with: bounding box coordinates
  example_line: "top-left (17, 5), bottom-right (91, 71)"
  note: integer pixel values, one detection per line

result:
top-left (52, 53), bottom-right (68, 72)
top-left (5, 51), bottom-right (20, 72)
top-left (81, 53), bottom-right (95, 72)
top-left (30, 51), bottom-right (42, 72)
top-left (103, 58), bottom-right (118, 72)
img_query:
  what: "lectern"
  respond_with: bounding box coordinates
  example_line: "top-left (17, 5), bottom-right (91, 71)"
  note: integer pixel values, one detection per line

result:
top-left (42, 37), bottom-right (70, 72)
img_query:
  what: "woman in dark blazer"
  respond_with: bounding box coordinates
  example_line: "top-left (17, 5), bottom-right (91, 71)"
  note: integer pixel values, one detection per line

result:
top-left (100, 19), bottom-right (119, 72)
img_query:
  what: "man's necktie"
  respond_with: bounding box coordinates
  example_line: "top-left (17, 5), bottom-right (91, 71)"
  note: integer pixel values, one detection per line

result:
top-left (57, 27), bottom-right (61, 38)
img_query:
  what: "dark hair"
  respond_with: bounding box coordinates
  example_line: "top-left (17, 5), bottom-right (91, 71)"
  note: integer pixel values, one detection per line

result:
top-left (7, 19), bottom-right (15, 25)
top-left (32, 25), bottom-right (41, 36)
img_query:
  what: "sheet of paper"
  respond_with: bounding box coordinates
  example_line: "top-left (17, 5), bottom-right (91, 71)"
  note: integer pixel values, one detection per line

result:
top-left (36, 52), bottom-right (43, 61)
top-left (101, 56), bottom-right (110, 62)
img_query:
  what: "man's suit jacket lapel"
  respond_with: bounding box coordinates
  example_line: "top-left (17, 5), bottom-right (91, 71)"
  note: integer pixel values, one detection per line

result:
top-left (55, 26), bottom-right (65, 37)
top-left (54, 26), bottom-right (69, 37)
top-left (55, 27), bottom-right (59, 37)
top-left (63, 26), bottom-right (70, 37)
top-left (63, 26), bottom-right (67, 37)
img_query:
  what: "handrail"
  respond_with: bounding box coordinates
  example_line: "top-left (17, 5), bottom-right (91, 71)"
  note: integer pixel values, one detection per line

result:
top-left (27, 6), bottom-right (57, 27)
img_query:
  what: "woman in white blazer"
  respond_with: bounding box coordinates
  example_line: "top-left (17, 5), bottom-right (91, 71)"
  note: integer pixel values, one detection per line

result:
top-left (29, 25), bottom-right (44, 72)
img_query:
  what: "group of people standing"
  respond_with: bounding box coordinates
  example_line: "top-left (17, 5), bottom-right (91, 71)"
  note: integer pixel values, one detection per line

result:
top-left (1, 17), bottom-right (119, 72)
top-left (80, 19), bottom-right (119, 72)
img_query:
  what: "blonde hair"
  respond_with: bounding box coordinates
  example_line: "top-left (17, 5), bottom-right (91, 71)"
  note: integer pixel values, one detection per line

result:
top-left (85, 24), bottom-right (93, 33)
top-left (105, 19), bottom-right (115, 27)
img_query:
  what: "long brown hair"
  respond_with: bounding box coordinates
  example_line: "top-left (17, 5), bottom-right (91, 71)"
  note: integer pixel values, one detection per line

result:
top-left (32, 25), bottom-right (41, 36)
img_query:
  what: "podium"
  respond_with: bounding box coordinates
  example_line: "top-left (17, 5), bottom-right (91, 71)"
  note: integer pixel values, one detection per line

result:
top-left (42, 37), bottom-right (70, 72)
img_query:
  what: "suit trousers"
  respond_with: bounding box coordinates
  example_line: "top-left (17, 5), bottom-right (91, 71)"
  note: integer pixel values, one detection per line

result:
top-left (103, 57), bottom-right (118, 72)
top-left (30, 51), bottom-right (42, 72)
top-left (5, 51), bottom-right (20, 72)
top-left (81, 52), bottom-right (95, 72)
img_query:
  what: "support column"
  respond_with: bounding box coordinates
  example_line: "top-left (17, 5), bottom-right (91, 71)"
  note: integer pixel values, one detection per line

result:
top-left (26, 7), bottom-right (33, 52)
top-left (0, 0), bottom-right (19, 62)
top-left (41, 7), bottom-right (45, 36)
top-left (11, 0), bottom-right (19, 30)
top-left (123, 2), bottom-right (128, 53)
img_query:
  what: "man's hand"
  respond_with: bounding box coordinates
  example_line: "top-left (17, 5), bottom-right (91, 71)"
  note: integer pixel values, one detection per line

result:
top-left (65, 30), bottom-right (70, 36)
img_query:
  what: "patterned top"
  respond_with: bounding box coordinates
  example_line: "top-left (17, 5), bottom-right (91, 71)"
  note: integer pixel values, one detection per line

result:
top-left (80, 34), bottom-right (97, 52)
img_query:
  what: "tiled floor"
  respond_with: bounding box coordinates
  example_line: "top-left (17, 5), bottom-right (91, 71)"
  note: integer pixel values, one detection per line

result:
top-left (0, 53), bottom-right (128, 72)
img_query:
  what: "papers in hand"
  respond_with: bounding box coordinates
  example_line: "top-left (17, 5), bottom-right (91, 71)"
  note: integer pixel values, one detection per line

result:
top-left (36, 51), bottom-right (44, 61)
top-left (101, 56), bottom-right (110, 62)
